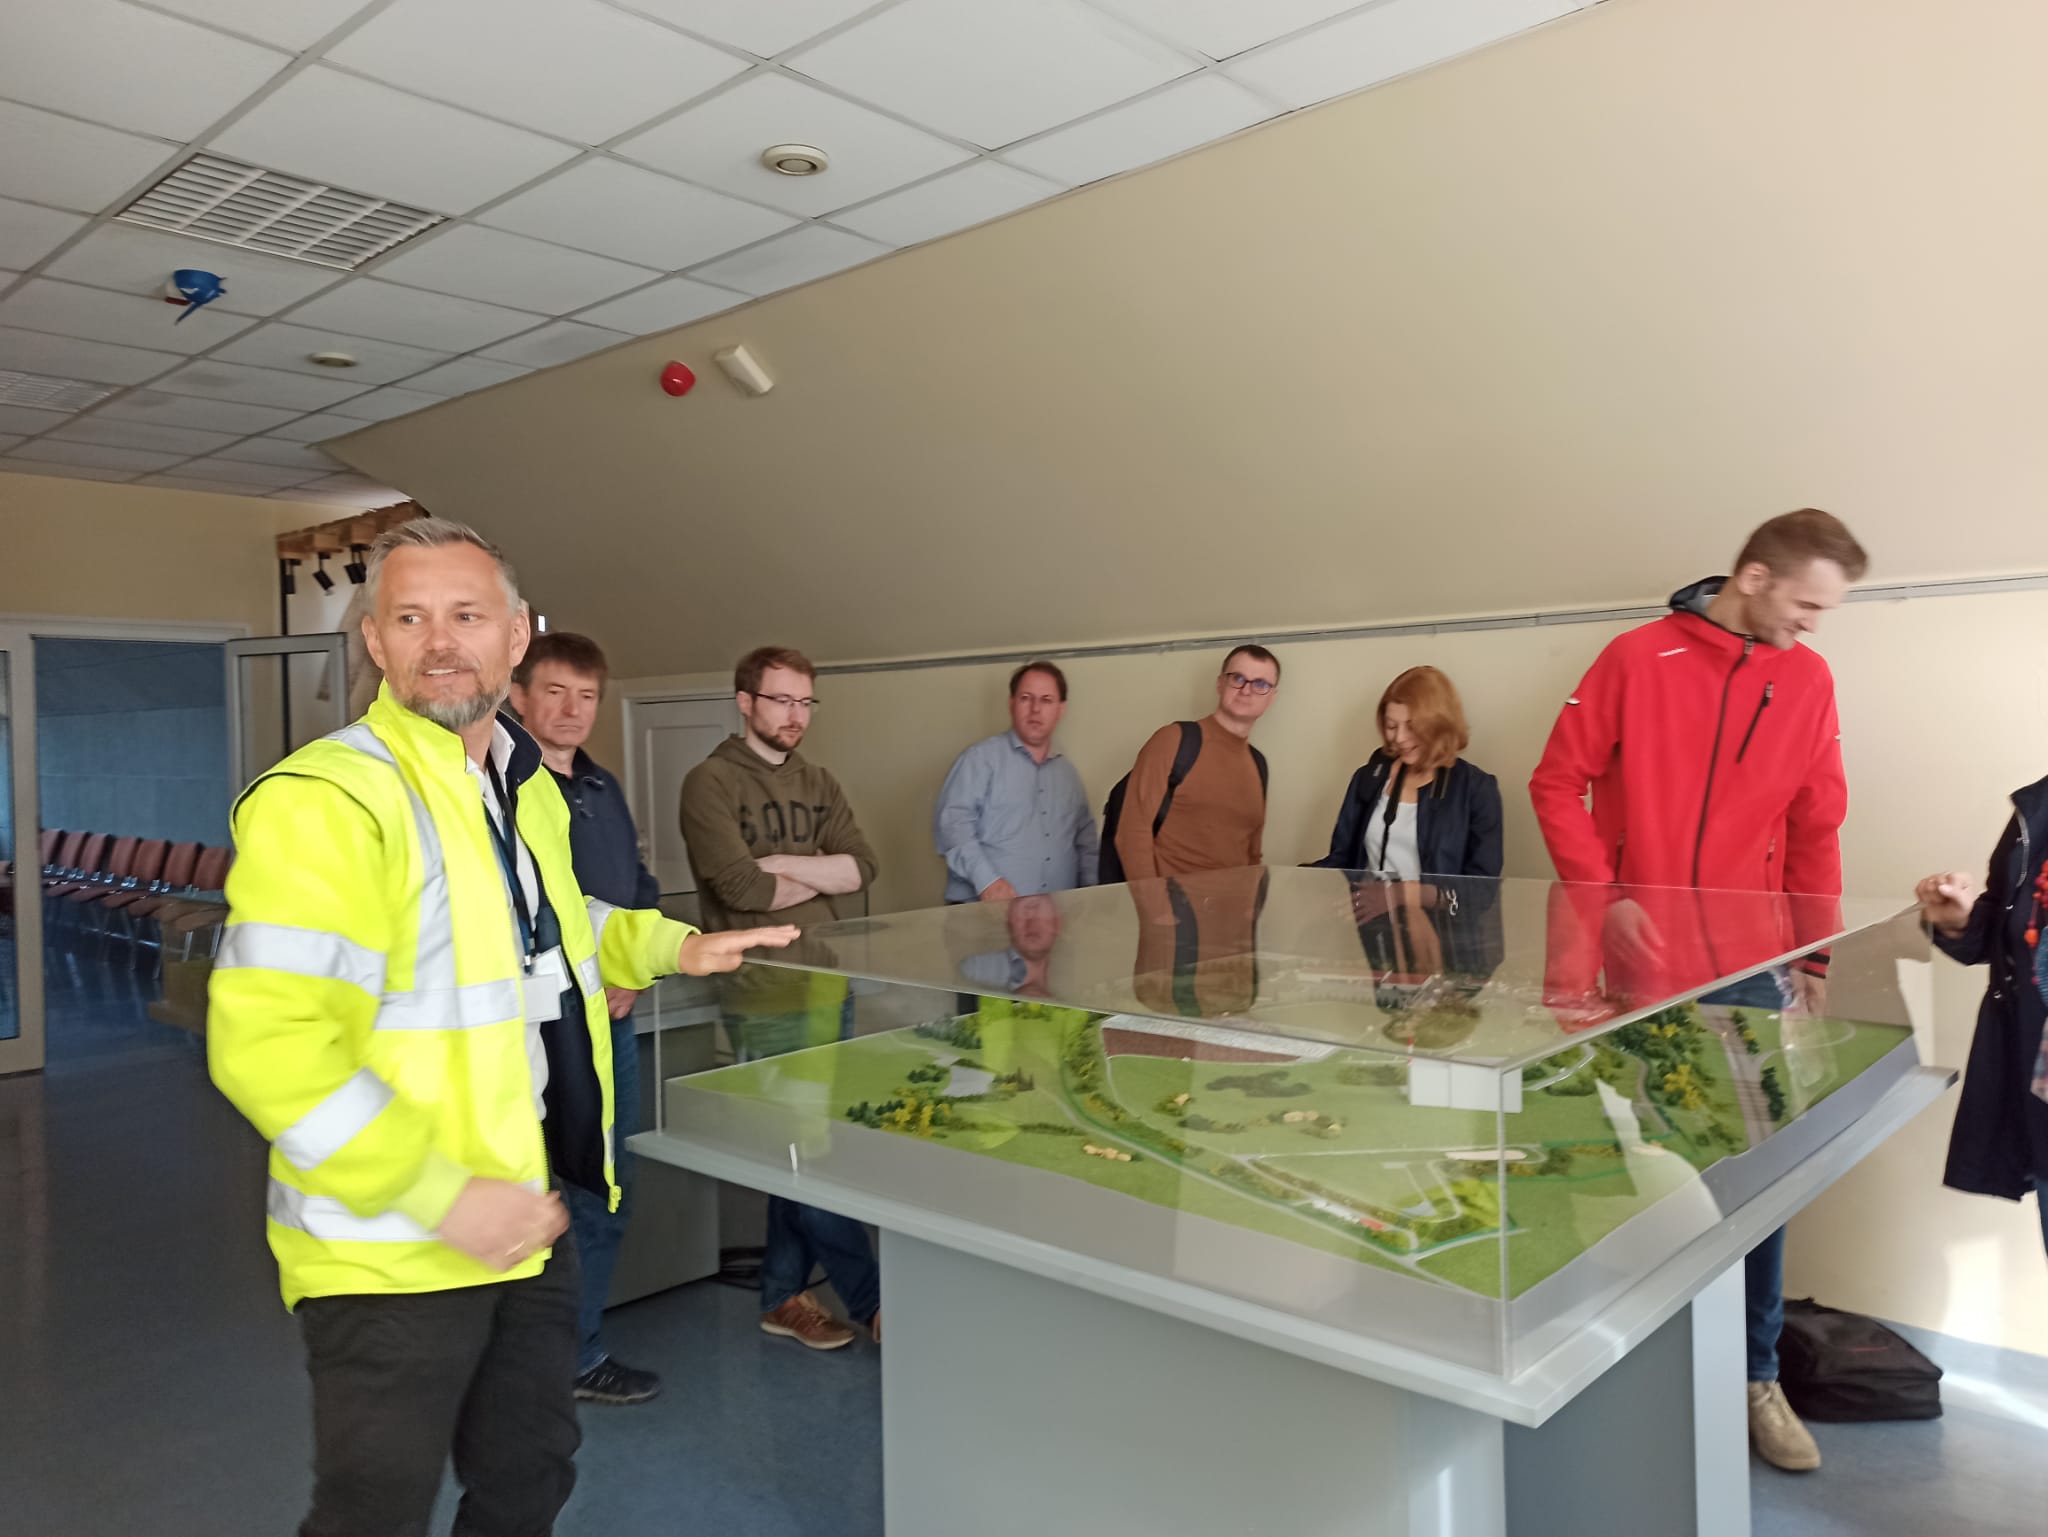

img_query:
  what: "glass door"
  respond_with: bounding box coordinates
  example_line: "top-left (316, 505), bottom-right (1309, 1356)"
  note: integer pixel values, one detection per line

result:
top-left (224, 633), bottom-right (350, 793)
top-left (0, 630), bottom-right (41, 1075)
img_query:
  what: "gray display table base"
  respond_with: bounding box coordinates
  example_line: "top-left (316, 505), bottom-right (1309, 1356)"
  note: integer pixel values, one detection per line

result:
top-left (881, 1230), bottom-right (1747, 1537)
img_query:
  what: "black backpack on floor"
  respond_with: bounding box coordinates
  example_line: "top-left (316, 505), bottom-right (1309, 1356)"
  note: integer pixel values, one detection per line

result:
top-left (1778, 1298), bottom-right (1943, 1422)
top-left (1098, 721), bottom-right (1268, 884)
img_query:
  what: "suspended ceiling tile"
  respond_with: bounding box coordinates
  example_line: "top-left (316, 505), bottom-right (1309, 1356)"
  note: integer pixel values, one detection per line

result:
top-left (210, 437), bottom-right (344, 470)
top-left (1229, 0), bottom-right (1579, 110)
top-left (262, 410), bottom-right (366, 442)
top-left (618, 73), bottom-right (972, 218)
top-left (787, 0), bottom-right (1197, 149)
top-left (0, 326), bottom-right (182, 386)
top-left (830, 160), bottom-right (1058, 247)
top-left (0, 434), bottom-right (22, 453)
top-left (687, 224), bottom-right (889, 297)
top-left (0, 0), bottom-right (289, 140)
top-left (1002, 74), bottom-right (1277, 187)
top-left (9, 438), bottom-right (187, 473)
top-left (212, 66), bottom-right (580, 215)
top-left (172, 454), bottom-right (328, 488)
top-left (151, 359), bottom-right (374, 409)
top-left (322, 386), bottom-right (443, 422)
top-left (212, 322), bottom-right (450, 385)
top-left (1, 460), bottom-right (142, 483)
top-left (402, 356), bottom-right (533, 396)
top-left (289, 278), bottom-right (543, 352)
top-left (139, 474), bottom-right (272, 496)
top-left (46, 416), bottom-right (239, 456)
top-left (614, 0), bottom-right (882, 58)
top-left (329, 0), bottom-right (749, 145)
top-left (1086, 0), bottom-right (1366, 61)
top-left (0, 198), bottom-right (90, 271)
top-left (0, 101), bottom-right (178, 216)
top-left (481, 158), bottom-right (798, 271)
top-left (294, 472), bottom-right (404, 498)
top-left (574, 276), bottom-right (743, 334)
top-left (476, 320), bottom-right (629, 368)
top-left (0, 278), bottom-right (257, 356)
top-left (0, 403), bottom-right (69, 434)
top-left (45, 224), bottom-right (347, 317)
top-left (98, 389), bottom-right (302, 432)
top-left (144, 0), bottom-right (378, 51)
top-left (374, 225), bottom-right (659, 314)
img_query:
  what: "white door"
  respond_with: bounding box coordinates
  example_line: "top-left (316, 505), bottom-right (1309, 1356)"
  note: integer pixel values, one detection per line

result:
top-left (623, 693), bottom-right (739, 907)
top-left (0, 629), bottom-right (39, 1075)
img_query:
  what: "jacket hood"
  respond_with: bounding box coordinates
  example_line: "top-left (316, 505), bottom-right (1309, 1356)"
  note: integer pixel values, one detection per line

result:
top-left (2011, 771), bottom-right (2048, 823)
top-left (1669, 576), bottom-right (1726, 618)
top-left (710, 731), bottom-right (806, 778)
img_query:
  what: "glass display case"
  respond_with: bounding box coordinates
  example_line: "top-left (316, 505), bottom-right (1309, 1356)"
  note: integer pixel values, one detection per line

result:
top-left (651, 868), bottom-right (1933, 1386)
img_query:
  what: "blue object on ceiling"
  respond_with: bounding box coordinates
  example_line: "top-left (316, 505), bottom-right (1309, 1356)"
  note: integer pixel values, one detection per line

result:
top-left (167, 268), bottom-right (226, 323)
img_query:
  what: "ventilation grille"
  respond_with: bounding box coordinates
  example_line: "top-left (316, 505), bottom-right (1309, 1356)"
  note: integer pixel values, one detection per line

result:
top-left (0, 370), bottom-right (120, 413)
top-left (117, 154), bottom-right (445, 271)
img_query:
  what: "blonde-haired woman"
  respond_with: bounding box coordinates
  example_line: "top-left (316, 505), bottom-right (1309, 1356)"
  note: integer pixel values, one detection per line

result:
top-left (1312, 665), bottom-right (1502, 878)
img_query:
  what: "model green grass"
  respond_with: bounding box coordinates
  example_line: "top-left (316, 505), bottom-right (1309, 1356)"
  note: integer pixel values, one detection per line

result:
top-left (688, 1000), bottom-right (1909, 1299)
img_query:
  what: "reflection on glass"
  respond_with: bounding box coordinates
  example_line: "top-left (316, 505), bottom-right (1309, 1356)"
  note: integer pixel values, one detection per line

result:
top-left (0, 653), bottom-right (15, 1041)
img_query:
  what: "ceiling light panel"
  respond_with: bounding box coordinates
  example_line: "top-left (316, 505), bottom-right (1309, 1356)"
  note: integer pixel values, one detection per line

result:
top-left (118, 153), bottom-right (446, 271)
top-left (0, 375), bottom-right (119, 416)
top-left (0, 0), bottom-right (289, 141)
top-left (1230, 0), bottom-right (1580, 110)
top-left (0, 278), bottom-right (256, 356)
top-left (143, 0), bottom-right (379, 53)
top-left (212, 68), bottom-right (579, 215)
top-left (830, 160), bottom-right (1058, 247)
top-left (614, 0), bottom-right (884, 58)
top-left (787, 0), bottom-right (1198, 149)
top-left (687, 224), bottom-right (889, 297)
top-left (328, 0), bottom-right (749, 146)
top-left (0, 101), bottom-right (178, 216)
top-left (0, 198), bottom-right (91, 271)
top-left (619, 74), bottom-right (973, 218)
top-left (0, 327), bottom-right (181, 386)
top-left (1002, 75), bottom-right (1276, 187)
top-left (373, 225), bottom-right (658, 314)
top-left (46, 223), bottom-right (347, 316)
top-left (481, 158), bottom-right (798, 271)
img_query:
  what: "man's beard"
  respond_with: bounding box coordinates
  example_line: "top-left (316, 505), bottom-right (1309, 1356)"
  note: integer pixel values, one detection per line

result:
top-left (398, 661), bottom-right (507, 732)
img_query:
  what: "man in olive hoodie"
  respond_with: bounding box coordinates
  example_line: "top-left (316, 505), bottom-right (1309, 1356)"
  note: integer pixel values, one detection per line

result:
top-left (679, 645), bottom-right (881, 1351)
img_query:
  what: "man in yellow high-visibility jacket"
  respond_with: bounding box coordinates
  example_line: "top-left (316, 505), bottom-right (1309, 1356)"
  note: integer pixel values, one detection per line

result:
top-left (209, 516), bottom-right (794, 1536)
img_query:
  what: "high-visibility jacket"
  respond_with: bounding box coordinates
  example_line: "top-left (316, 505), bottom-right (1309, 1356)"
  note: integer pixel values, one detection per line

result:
top-left (208, 685), bottom-right (695, 1308)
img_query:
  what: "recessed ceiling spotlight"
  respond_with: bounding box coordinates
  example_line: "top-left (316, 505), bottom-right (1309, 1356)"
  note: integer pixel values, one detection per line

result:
top-left (761, 143), bottom-right (828, 177)
top-left (309, 351), bottom-right (357, 368)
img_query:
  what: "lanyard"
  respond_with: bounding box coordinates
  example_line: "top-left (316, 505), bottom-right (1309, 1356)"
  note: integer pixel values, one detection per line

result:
top-left (485, 756), bottom-right (539, 971)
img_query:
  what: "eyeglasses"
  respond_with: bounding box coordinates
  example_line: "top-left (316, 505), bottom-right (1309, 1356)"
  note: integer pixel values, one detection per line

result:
top-left (1223, 672), bottom-right (1277, 696)
top-left (752, 693), bottom-right (819, 712)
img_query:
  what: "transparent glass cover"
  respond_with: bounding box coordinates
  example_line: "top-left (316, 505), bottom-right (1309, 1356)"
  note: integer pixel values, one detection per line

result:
top-left (654, 870), bottom-right (1929, 1382)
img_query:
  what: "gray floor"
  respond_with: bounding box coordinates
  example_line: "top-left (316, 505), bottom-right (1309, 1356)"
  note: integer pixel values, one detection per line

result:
top-left (2, 933), bottom-right (2044, 1535)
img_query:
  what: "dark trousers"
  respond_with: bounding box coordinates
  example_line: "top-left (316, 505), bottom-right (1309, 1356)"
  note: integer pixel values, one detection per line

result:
top-left (296, 1238), bottom-right (582, 1537)
top-left (566, 1014), bottom-right (640, 1373)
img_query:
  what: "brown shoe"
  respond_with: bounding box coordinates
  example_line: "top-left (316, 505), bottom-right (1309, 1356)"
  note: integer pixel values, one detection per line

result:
top-left (761, 1292), bottom-right (856, 1351)
top-left (1747, 1381), bottom-right (1821, 1471)
top-left (868, 1309), bottom-right (882, 1345)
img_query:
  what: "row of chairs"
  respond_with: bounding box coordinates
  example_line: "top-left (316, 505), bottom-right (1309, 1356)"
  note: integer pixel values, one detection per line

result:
top-left (35, 829), bottom-right (235, 971)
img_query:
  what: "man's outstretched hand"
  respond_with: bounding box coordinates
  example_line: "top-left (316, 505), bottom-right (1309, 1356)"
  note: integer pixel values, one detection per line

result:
top-left (677, 926), bottom-right (801, 976)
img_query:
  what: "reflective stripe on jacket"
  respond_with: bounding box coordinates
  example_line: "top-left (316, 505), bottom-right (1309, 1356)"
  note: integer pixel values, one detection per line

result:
top-left (208, 684), bottom-right (694, 1308)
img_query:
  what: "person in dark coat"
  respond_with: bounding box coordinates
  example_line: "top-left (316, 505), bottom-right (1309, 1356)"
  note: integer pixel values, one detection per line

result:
top-left (1915, 775), bottom-right (2048, 1258)
top-left (1310, 665), bottom-right (1503, 879)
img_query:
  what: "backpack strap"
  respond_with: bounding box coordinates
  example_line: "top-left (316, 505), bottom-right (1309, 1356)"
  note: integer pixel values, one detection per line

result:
top-left (1152, 720), bottom-right (1205, 836)
top-left (1250, 745), bottom-right (1269, 801)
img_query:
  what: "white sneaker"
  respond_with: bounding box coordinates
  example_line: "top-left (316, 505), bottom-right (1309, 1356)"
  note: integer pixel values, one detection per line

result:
top-left (1747, 1380), bottom-right (1821, 1471)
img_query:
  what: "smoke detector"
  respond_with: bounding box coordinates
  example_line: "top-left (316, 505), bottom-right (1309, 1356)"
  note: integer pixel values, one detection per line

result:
top-left (308, 351), bottom-right (357, 368)
top-left (761, 144), bottom-right (829, 177)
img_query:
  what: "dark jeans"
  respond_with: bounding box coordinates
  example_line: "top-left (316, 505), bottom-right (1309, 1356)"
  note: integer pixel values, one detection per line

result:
top-left (566, 1014), bottom-right (639, 1373)
top-left (1699, 968), bottom-right (1797, 1382)
top-left (296, 1238), bottom-right (581, 1537)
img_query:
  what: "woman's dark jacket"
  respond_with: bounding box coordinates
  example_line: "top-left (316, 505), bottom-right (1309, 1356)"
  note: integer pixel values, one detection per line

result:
top-left (1310, 751), bottom-right (1504, 878)
top-left (1937, 773), bottom-right (2048, 1200)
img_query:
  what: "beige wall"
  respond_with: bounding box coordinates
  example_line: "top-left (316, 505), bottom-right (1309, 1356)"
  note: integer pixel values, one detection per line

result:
top-left (0, 470), bottom-right (319, 635)
top-left (615, 582), bottom-right (2048, 1354)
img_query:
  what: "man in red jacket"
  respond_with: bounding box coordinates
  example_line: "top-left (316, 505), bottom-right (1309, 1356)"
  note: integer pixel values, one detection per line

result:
top-left (1530, 507), bottom-right (1867, 1475)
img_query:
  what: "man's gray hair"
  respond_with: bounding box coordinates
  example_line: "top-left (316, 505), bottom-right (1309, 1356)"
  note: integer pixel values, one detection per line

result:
top-left (363, 515), bottom-right (522, 610)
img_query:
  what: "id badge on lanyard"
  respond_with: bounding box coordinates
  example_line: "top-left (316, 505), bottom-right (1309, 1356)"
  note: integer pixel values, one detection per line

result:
top-left (488, 758), bottom-right (566, 1024)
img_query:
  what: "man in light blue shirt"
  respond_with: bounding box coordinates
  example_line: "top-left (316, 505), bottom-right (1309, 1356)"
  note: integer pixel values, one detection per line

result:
top-left (934, 660), bottom-right (1100, 902)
